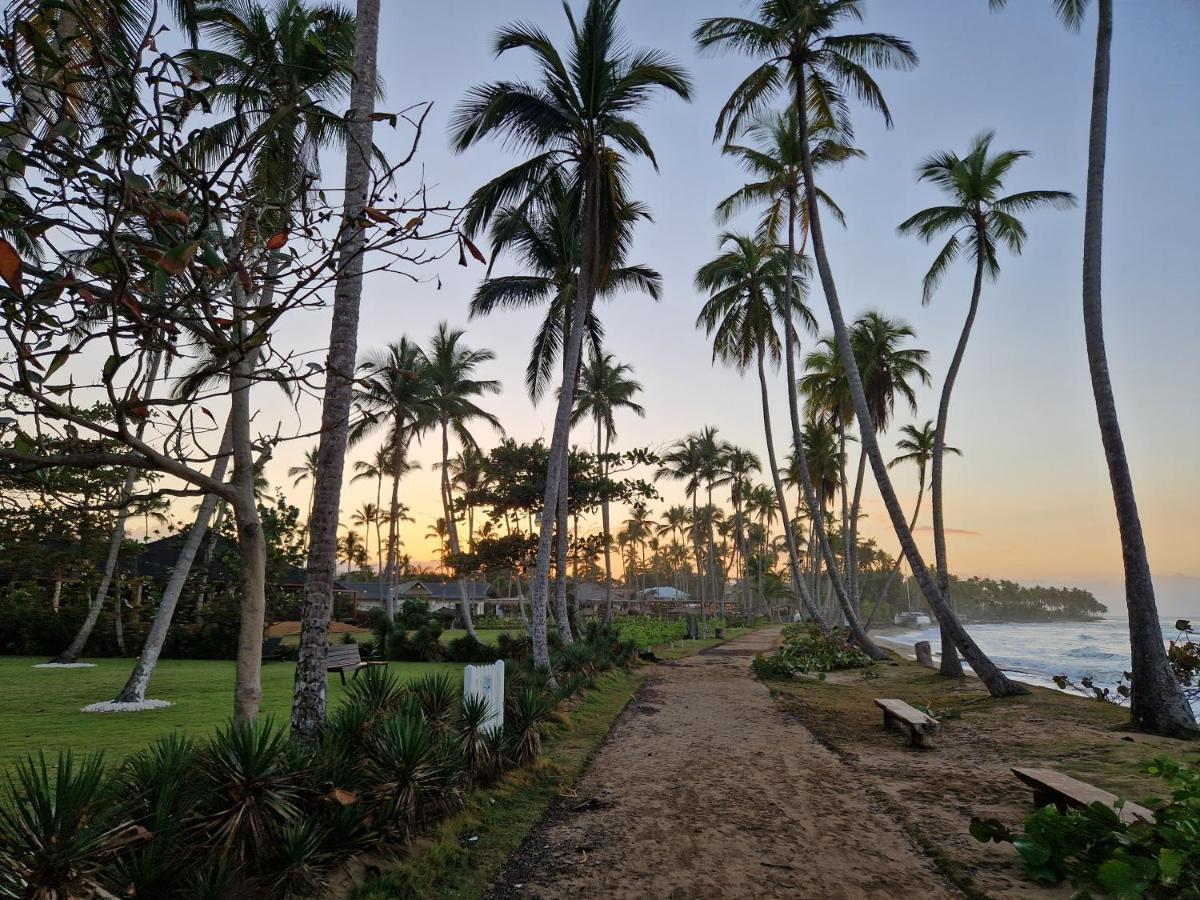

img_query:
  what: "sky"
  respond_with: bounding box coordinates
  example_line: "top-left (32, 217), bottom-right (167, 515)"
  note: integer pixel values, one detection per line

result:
top-left (252, 0), bottom-right (1199, 616)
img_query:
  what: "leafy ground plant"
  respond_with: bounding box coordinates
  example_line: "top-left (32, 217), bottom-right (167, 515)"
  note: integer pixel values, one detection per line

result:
top-left (970, 758), bottom-right (1199, 897)
top-left (751, 624), bottom-right (871, 679)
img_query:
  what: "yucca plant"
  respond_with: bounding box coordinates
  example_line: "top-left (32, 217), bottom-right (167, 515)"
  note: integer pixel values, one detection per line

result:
top-left (113, 734), bottom-right (204, 896)
top-left (262, 818), bottom-right (335, 899)
top-left (457, 693), bottom-right (501, 786)
top-left (197, 718), bottom-right (306, 868)
top-left (363, 713), bottom-right (440, 837)
top-left (409, 672), bottom-right (459, 734)
top-left (506, 687), bottom-right (555, 768)
top-left (0, 751), bottom-right (139, 899)
top-left (344, 663), bottom-right (408, 715)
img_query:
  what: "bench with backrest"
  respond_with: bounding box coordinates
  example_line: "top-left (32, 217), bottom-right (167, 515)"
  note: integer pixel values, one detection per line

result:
top-left (874, 698), bottom-right (940, 748)
top-left (326, 643), bottom-right (388, 685)
top-left (1012, 767), bottom-right (1153, 825)
top-left (261, 636), bottom-right (283, 662)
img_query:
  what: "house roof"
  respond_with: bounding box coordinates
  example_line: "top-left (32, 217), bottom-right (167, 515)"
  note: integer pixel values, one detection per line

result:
top-left (338, 578), bottom-right (492, 602)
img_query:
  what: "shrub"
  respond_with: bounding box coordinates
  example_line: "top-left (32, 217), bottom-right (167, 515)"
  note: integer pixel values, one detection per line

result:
top-left (495, 631), bottom-right (532, 661)
top-left (444, 634), bottom-right (500, 664)
top-left (970, 759), bottom-right (1200, 897)
top-left (751, 625), bottom-right (871, 679)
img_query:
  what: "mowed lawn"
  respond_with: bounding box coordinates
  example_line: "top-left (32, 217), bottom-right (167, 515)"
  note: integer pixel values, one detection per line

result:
top-left (0, 656), bottom-right (464, 772)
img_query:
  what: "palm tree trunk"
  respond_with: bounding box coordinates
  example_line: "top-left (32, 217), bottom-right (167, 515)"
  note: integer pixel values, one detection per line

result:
top-left (382, 440), bottom-right (404, 620)
top-left (599, 420), bottom-right (615, 621)
top-left (794, 66), bottom-right (1020, 695)
top-left (529, 162), bottom-right (600, 671)
top-left (440, 421), bottom-right (478, 640)
top-left (690, 494), bottom-right (709, 636)
top-left (293, 0), bottom-right (382, 742)
top-left (553, 444), bottom-right (574, 645)
top-left (756, 346), bottom-right (827, 627)
top-left (781, 192), bottom-right (883, 659)
top-left (864, 476), bottom-right (925, 631)
top-left (1080, 0), bottom-right (1194, 734)
top-left (115, 424), bottom-right (233, 703)
top-left (53, 351), bottom-right (162, 664)
top-left (847, 443), bottom-right (867, 614)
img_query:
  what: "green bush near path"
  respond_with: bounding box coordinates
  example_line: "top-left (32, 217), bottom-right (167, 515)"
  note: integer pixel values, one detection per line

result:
top-left (0, 657), bottom-right (462, 772)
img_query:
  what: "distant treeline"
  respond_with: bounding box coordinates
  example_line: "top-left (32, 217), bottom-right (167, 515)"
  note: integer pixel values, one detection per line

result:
top-left (906, 576), bottom-right (1107, 622)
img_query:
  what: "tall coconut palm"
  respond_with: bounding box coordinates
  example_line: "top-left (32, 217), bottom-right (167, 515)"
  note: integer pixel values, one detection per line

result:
top-left (723, 446), bottom-right (761, 619)
top-left (350, 502), bottom-right (379, 573)
top-left (864, 421), bottom-right (960, 628)
top-left (424, 323), bottom-right (502, 641)
top-left (571, 352), bottom-right (645, 619)
top-left (693, 232), bottom-right (828, 629)
top-left (991, 0), bottom-right (1195, 735)
top-left (898, 132), bottom-right (1072, 673)
top-left (452, 0), bottom-right (691, 670)
top-left (350, 337), bottom-right (434, 619)
top-left (697, 0), bottom-right (1021, 696)
top-left (447, 446), bottom-right (488, 554)
top-left (293, 0), bottom-right (383, 741)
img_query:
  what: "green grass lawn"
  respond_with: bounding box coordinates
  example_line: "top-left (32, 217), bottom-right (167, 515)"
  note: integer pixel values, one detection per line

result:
top-left (277, 627), bottom-right (522, 647)
top-left (0, 656), bottom-right (463, 771)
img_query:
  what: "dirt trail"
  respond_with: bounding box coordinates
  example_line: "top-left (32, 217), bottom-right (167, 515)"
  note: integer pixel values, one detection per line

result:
top-left (487, 628), bottom-right (955, 899)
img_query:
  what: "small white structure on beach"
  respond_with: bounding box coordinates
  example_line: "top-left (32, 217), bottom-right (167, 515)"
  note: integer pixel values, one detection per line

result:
top-left (639, 586), bottom-right (690, 603)
top-left (894, 611), bottom-right (933, 628)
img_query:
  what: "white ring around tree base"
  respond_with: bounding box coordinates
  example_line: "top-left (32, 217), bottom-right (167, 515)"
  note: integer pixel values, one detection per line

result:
top-left (80, 699), bottom-right (174, 713)
top-left (33, 662), bottom-right (97, 668)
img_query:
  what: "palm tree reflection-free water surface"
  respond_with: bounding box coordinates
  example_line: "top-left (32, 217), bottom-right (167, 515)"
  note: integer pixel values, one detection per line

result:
top-left (888, 617), bottom-right (1196, 711)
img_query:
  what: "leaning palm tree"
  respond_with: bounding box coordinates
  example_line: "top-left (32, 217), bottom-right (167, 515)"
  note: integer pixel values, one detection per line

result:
top-left (696, 0), bottom-right (1021, 697)
top-left (898, 132), bottom-right (1073, 673)
top-left (452, 0), bottom-right (692, 670)
top-left (864, 422), bottom-right (960, 629)
top-left (424, 322), bottom-right (502, 640)
top-left (693, 232), bottom-right (828, 629)
top-left (571, 352), bottom-right (645, 619)
top-left (990, 0), bottom-right (1195, 735)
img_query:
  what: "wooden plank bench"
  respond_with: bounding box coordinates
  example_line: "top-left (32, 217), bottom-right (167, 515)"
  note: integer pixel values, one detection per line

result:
top-left (874, 698), bottom-right (940, 748)
top-left (1012, 767), bottom-right (1154, 825)
top-left (327, 643), bottom-right (388, 686)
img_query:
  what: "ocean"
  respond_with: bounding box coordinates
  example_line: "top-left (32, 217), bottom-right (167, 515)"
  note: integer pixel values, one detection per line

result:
top-left (884, 616), bottom-right (1197, 710)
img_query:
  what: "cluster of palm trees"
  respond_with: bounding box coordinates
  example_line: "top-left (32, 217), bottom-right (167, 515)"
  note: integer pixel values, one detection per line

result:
top-left (439, 0), bottom-right (1193, 736)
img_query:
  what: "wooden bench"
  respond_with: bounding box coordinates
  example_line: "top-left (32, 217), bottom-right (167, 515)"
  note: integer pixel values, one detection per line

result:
top-left (327, 643), bottom-right (388, 685)
top-left (874, 698), bottom-right (940, 748)
top-left (1012, 767), bottom-right (1153, 825)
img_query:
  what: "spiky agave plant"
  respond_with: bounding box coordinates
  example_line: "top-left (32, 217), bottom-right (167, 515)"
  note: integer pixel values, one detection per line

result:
top-left (0, 751), bottom-right (140, 898)
top-left (262, 818), bottom-right (336, 899)
top-left (197, 718), bottom-right (305, 867)
top-left (457, 693), bottom-right (501, 785)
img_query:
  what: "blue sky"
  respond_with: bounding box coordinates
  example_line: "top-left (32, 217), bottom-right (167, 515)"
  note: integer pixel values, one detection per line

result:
top-left (267, 0), bottom-right (1199, 614)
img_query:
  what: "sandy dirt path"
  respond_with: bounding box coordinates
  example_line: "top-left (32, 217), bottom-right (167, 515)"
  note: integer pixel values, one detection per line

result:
top-left (487, 628), bottom-right (956, 899)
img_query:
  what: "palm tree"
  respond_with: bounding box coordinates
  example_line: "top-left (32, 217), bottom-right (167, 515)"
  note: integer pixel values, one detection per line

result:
top-left (350, 503), bottom-right (379, 573)
top-left (114, 0), bottom-right (359, 713)
top-left (723, 446), bottom-right (762, 620)
top-left (339, 529), bottom-right (367, 574)
top-left (452, 0), bottom-right (692, 670)
top-left (293, 0), bottom-right (383, 742)
top-left (656, 437), bottom-right (711, 634)
top-left (447, 446), bottom-right (488, 553)
top-left (351, 337), bottom-right (434, 619)
top-left (697, 0), bottom-right (1021, 697)
top-left (864, 422), bottom-right (960, 628)
top-left (898, 132), bottom-right (1073, 673)
top-left (693, 232), bottom-right (828, 629)
top-left (991, 0), bottom-right (1195, 735)
top-left (424, 322), bottom-right (502, 641)
top-left (571, 352), bottom-right (645, 619)
top-left (694, 427), bottom-right (734, 618)
top-left (288, 446), bottom-right (321, 533)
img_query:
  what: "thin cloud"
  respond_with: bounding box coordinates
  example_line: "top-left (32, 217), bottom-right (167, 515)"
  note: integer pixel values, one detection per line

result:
top-left (914, 526), bottom-right (981, 537)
